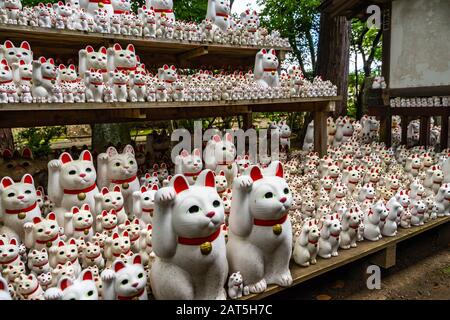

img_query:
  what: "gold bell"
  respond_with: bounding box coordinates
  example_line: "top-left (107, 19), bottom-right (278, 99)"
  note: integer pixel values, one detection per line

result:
top-left (273, 224), bottom-right (282, 236)
top-left (78, 192), bottom-right (86, 201)
top-left (84, 229), bottom-right (89, 235)
top-left (200, 241), bottom-right (212, 255)
top-left (193, 176), bottom-right (197, 182)
top-left (18, 212), bottom-right (26, 220)
top-left (46, 241), bottom-right (52, 248)
top-left (122, 183), bottom-right (129, 190)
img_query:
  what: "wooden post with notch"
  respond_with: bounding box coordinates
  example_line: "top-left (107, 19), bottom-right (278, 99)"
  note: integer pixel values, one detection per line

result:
top-left (314, 102), bottom-right (328, 157)
top-left (370, 244), bottom-right (397, 269)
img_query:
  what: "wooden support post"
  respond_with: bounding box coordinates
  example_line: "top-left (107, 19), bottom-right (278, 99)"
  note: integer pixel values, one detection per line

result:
top-left (177, 46), bottom-right (208, 65)
top-left (314, 110), bottom-right (327, 157)
top-left (419, 116), bottom-right (430, 147)
top-left (242, 112), bottom-right (253, 130)
top-left (370, 244), bottom-right (397, 269)
top-left (441, 113), bottom-right (449, 150)
top-left (401, 115), bottom-right (408, 146)
top-left (379, 107), bottom-right (392, 147)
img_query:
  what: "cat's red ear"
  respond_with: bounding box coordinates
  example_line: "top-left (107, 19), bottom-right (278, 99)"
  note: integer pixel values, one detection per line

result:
top-left (47, 212), bottom-right (56, 221)
top-left (140, 186), bottom-right (147, 193)
top-left (101, 187), bottom-right (109, 195)
top-left (58, 241), bottom-right (65, 247)
top-left (113, 185), bottom-right (121, 193)
top-left (9, 238), bottom-right (17, 246)
top-left (82, 204), bottom-right (90, 211)
top-left (250, 166), bottom-right (263, 182)
top-left (126, 44), bottom-right (135, 53)
top-left (33, 217), bottom-right (42, 224)
top-left (102, 210), bottom-right (107, 217)
top-left (113, 43), bottom-right (122, 51)
top-left (173, 175), bottom-right (189, 194)
top-left (86, 45), bottom-right (94, 53)
top-left (82, 270), bottom-right (93, 281)
top-left (70, 239), bottom-right (76, 245)
top-left (133, 254), bottom-right (142, 265)
top-left (22, 174), bottom-right (34, 185)
top-left (72, 207), bottom-right (80, 214)
top-left (275, 162), bottom-right (284, 178)
top-left (60, 152), bottom-right (73, 164)
top-left (100, 46), bottom-right (107, 55)
top-left (0, 177), bottom-right (14, 189)
top-left (60, 278), bottom-right (72, 291)
top-left (80, 150), bottom-right (92, 162)
top-left (112, 232), bottom-right (119, 239)
top-left (125, 220), bottom-right (130, 226)
top-left (205, 170), bottom-right (215, 188)
top-left (114, 260), bottom-right (126, 273)
top-left (151, 184), bottom-right (158, 191)
top-left (4, 40), bottom-right (13, 49)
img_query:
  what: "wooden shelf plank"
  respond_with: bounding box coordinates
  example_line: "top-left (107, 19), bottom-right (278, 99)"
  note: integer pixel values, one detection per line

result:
top-left (242, 216), bottom-right (450, 300)
top-left (0, 24), bottom-right (291, 68)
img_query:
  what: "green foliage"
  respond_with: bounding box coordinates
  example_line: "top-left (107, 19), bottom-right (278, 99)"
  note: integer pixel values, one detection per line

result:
top-left (17, 126), bottom-right (67, 158)
top-left (173, 0), bottom-right (207, 23)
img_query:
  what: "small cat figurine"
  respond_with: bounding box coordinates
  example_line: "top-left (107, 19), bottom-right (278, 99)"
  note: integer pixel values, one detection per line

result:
top-left (138, 224), bottom-right (153, 265)
top-left (23, 212), bottom-right (62, 251)
top-left (93, 8), bottom-right (111, 33)
top-left (97, 145), bottom-right (140, 214)
top-left (94, 186), bottom-right (128, 225)
top-left (32, 56), bottom-right (57, 103)
top-left (0, 237), bottom-right (21, 268)
top-left (45, 269), bottom-right (98, 300)
top-left (104, 231), bottom-right (132, 268)
top-left (95, 209), bottom-right (119, 236)
top-left (48, 239), bottom-right (77, 271)
top-left (16, 273), bottom-right (44, 300)
top-left (119, 218), bottom-right (142, 252)
top-left (101, 254), bottom-right (148, 300)
top-left (132, 185), bottom-right (158, 226)
top-left (174, 149), bottom-right (203, 185)
top-left (63, 205), bottom-right (94, 241)
top-left (27, 248), bottom-right (51, 275)
top-left (109, 69), bottom-right (129, 102)
top-left (0, 276), bottom-right (12, 300)
top-left (129, 71), bottom-right (147, 102)
top-left (81, 241), bottom-right (104, 269)
top-left (0, 174), bottom-right (42, 241)
top-left (47, 150), bottom-right (98, 227)
top-left (84, 68), bottom-right (105, 102)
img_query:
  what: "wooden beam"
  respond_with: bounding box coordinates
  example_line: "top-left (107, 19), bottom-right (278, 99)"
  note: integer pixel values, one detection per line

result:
top-left (388, 86), bottom-right (450, 98)
top-left (370, 244), bottom-right (396, 268)
top-left (419, 116), bottom-right (430, 147)
top-left (177, 46), bottom-right (208, 65)
top-left (401, 115), bottom-right (408, 146)
top-left (314, 109), bottom-right (328, 157)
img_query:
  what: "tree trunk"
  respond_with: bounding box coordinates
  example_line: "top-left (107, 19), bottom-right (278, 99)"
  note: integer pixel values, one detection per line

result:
top-left (0, 128), bottom-right (14, 150)
top-left (316, 13), bottom-right (351, 117)
top-left (91, 124), bottom-right (131, 154)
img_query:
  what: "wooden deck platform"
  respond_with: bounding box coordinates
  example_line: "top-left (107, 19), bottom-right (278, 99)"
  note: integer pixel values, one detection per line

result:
top-left (243, 216), bottom-right (450, 300)
top-left (0, 24), bottom-right (291, 69)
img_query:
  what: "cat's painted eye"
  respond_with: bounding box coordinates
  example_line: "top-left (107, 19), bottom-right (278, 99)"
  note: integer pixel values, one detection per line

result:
top-left (87, 290), bottom-right (94, 297)
top-left (264, 192), bottom-right (274, 199)
top-left (78, 217), bottom-right (82, 221)
top-left (188, 205), bottom-right (200, 214)
top-left (69, 170), bottom-right (76, 175)
top-left (50, 225), bottom-right (55, 229)
top-left (129, 160), bottom-right (134, 165)
top-left (121, 279), bottom-right (128, 285)
top-left (38, 228), bottom-right (43, 233)
top-left (222, 147), bottom-right (226, 151)
top-left (105, 199), bottom-right (110, 203)
top-left (117, 197), bottom-right (121, 201)
top-left (283, 188), bottom-right (289, 194)
top-left (114, 242), bottom-right (118, 246)
top-left (115, 162), bottom-right (121, 167)
top-left (9, 249), bottom-right (14, 252)
top-left (59, 251), bottom-right (64, 255)
top-left (213, 200), bottom-right (220, 208)
top-left (7, 192), bottom-right (15, 197)
top-left (86, 168), bottom-right (92, 172)
top-left (88, 214), bottom-right (92, 218)
top-left (138, 273), bottom-right (143, 279)
top-left (144, 197), bottom-right (150, 201)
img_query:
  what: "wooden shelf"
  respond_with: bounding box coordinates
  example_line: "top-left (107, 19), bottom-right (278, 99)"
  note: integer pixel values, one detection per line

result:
top-left (242, 216), bottom-right (450, 300)
top-left (0, 24), bottom-right (292, 69)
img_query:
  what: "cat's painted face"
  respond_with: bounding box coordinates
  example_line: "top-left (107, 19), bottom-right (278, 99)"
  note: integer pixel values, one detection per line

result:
top-left (0, 238), bottom-right (19, 264)
top-left (58, 64), bottom-right (77, 81)
top-left (215, 172), bottom-right (227, 190)
top-left (101, 210), bottom-right (118, 229)
top-left (0, 174), bottom-right (37, 210)
top-left (85, 46), bottom-right (107, 70)
top-left (32, 213), bottom-right (59, 242)
top-left (2, 41), bottom-right (32, 65)
top-left (159, 64), bottom-right (177, 82)
top-left (235, 155), bottom-right (250, 173)
top-left (83, 242), bottom-right (101, 258)
top-left (59, 270), bottom-right (98, 300)
top-left (17, 60), bottom-right (32, 79)
top-left (4, 261), bottom-right (25, 282)
top-left (0, 59), bottom-right (12, 82)
top-left (110, 232), bottom-right (130, 255)
top-left (137, 185), bottom-right (157, 210)
top-left (111, 44), bottom-right (137, 69)
top-left (71, 205), bottom-right (93, 229)
top-left (178, 149), bottom-right (202, 174)
top-left (106, 145), bottom-right (138, 180)
top-left (122, 219), bottom-right (141, 241)
top-left (54, 241), bottom-right (70, 265)
top-left (142, 172), bottom-right (159, 187)
top-left (112, 70), bottom-right (128, 84)
top-left (247, 163), bottom-right (292, 220)
top-left (16, 274), bottom-right (39, 295)
top-left (54, 1), bottom-right (73, 16)
top-left (210, 133), bottom-right (236, 164)
top-left (170, 172), bottom-right (224, 238)
top-left (37, 57), bottom-right (57, 78)
top-left (58, 151), bottom-right (96, 190)
top-left (29, 248), bottom-right (48, 265)
top-left (112, 255), bottom-right (146, 297)
top-left (37, 272), bottom-right (52, 286)
top-left (53, 261), bottom-right (76, 281)
top-left (99, 186), bottom-right (124, 211)
top-left (87, 69), bottom-right (103, 83)
top-left (259, 49), bottom-right (278, 70)
top-left (214, 0), bottom-right (230, 13)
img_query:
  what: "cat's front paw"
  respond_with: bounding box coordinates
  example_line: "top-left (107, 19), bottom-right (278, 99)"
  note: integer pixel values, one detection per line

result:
top-left (44, 288), bottom-right (63, 300)
top-left (23, 222), bottom-right (33, 233)
top-left (235, 176), bottom-right (253, 191)
top-left (101, 268), bottom-right (115, 282)
top-left (97, 153), bottom-right (109, 163)
top-left (64, 211), bottom-right (73, 220)
top-left (94, 193), bottom-right (103, 201)
top-left (156, 188), bottom-right (176, 204)
top-left (48, 159), bottom-right (61, 171)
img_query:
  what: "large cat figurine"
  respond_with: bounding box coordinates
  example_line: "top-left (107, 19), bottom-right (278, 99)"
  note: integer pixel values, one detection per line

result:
top-left (147, 0), bottom-right (175, 22)
top-left (254, 48), bottom-right (279, 88)
top-left (0, 40), bottom-right (33, 65)
top-left (97, 145), bottom-right (140, 214)
top-left (106, 43), bottom-right (137, 75)
top-left (227, 161), bottom-right (293, 293)
top-left (32, 57), bottom-right (57, 103)
top-left (151, 170), bottom-right (228, 300)
top-left (101, 254), bottom-right (147, 300)
top-left (0, 174), bottom-right (42, 241)
top-left (132, 184), bottom-right (158, 226)
top-left (174, 149), bottom-right (203, 185)
top-left (23, 212), bottom-right (62, 250)
top-left (44, 269), bottom-right (98, 300)
top-left (47, 150), bottom-right (98, 227)
top-left (206, 0), bottom-right (230, 32)
top-left (86, 0), bottom-right (113, 18)
top-left (78, 46), bottom-right (108, 82)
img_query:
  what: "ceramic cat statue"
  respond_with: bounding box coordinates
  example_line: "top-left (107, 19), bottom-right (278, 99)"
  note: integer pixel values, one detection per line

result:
top-left (318, 214), bottom-right (342, 258)
top-left (27, 248), bottom-right (51, 276)
top-left (227, 271), bottom-right (250, 300)
top-left (118, 218), bottom-right (142, 252)
top-left (103, 231), bottom-right (132, 267)
top-left (151, 170), bottom-right (228, 300)
top-left (0, 276), bottom-right (12, 300)
top-left (381, 200), bottom-right (401, 237)
top-left (63, 205), bottom-right (94, 241)
top-left (203, 133), bottom-right (238, 187)
top-left (206, 0), bottom-right (230, 32)
top-left (132, 184), bottom-right (158, 226)
top-left (293, 220), bottom-right (319, 267)
top-left (363, 200), bottom-right (387, 241)
top-left (44, 269), bottom-right (98, 300)
top-left (16, 273), bottom-right (44, 300)
top-left (138, 224), bottom-right (153, 265)
top-left (0, 174), bottom-right (42, 241)
top-left (147, 0), bottom-right (175, 22)
top-left (0, 237), bottom-right (21, 269)
top-left (101, 254), bottom-right (148, 300)
top-left (174, 149), bottom-right (203, 185)
top-left (107, 43), bottom-right (137, 75)
top-left (49, 239), bottom-right (81, 277)
top-left (433, 183), bottom-right (450, 217)
top-left (95, 209), bottom-right (119, 236)
top-left (47, 150), bottom-right (98, 227)
top-left (254, 48), bottom-right (279, 88)
top-left (78, 46), bottom-right (108, 82)
top-left (81, 241), bottom-right (104, 269)
top-left (94, 186), bottom-right (127, 225)
top-left (97, 145), bottom-right (140, 214)
top-left (23, 212), bottom-right (61, 251)
top-left (227, 162), bottom-right (293, 294)
top-left (31, 57), bottom-right (57, 103)
top-left (1, 40), bottom-right (33, 65)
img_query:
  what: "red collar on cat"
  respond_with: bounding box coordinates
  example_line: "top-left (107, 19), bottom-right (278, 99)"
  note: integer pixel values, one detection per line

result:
top-left (21, 283), bottom-right (40, 298)
top-left (253, 214), bottom-right (288, 227)
top-left (0, 254), bottom-right (19, 265)
top-left (184, 171), bottom-right (201, 177)
top-left (114, 10), bottom-right (129, 14)
top-left (113, 249), bottom-right (131, 257)
top-left (154, 9), bottom-right (173, 13)
top-left (308, 239), bottom-right (318, 245)
top-left (142, 207), bottom-right (153, 213)
top-left (89, 0), bottom-right (111, 4)
top-left (117, 287), bottom-right (145, 300)
top-left (112, 176), bottom-right (137, 184)
top-left (75, 225), bottom-right (92, 232)
top-left (0, 79), bottom-right (13, 84)
top-left (178, 227), bottom-right (221, 246)
top-left (5, 202), bottom-right (37, 214)
top-left (63, 183), bottom-right (97, 195)
top-left (87, 253), bottom-right (101, 261)
top-left (263, 68), bottom-right (278, 72)
top-left (215, 12), bottom-right (228, 18)
top-left (116, 66), bottom-right (136, 72)
top-left (36, 233), bottom-right (59, 244)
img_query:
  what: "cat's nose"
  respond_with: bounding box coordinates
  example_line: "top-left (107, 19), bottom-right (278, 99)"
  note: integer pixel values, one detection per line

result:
top-left (279, 197), bottom-right (287, 203)
top-left (132, 282), bottom-right (139, 288)
top-left (45, 231), bottom-right (51, 235)
top-left (79, 173), bottom-right (86, 178)
top-left (17, 195), bottom-right (24, 200)
top-left (206, 211), bottom-right (215, 218)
